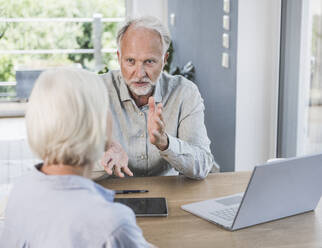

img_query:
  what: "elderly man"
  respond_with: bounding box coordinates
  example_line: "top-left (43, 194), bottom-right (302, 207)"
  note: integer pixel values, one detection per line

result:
top-left (99, 16), bottom-right (217, 180)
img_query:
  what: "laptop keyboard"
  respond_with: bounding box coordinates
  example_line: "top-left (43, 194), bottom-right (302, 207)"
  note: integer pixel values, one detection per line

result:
top-left (209, 206), bottom-right (238, 222)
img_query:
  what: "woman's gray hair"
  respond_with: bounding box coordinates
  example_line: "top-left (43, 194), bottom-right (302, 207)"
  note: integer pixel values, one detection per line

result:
top-left (117, 16), bottom-right (171, 55)
top-left (26, 68), bottom-right (109, 167)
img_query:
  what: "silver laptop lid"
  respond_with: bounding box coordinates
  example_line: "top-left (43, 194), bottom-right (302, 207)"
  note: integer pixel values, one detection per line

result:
top-left (232, 153), bottom-right (322, 230)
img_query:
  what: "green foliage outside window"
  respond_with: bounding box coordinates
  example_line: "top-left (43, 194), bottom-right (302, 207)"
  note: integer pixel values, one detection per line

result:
top-left (67, 22), bottom-right (94, 69)
top-left (0, 0), bottom-right (125, 83)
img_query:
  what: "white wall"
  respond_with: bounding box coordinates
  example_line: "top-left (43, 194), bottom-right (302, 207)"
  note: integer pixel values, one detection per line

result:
top-left (126, 0), bottom-right (168, 27)
top-left (235, 0), bottom-right (281, 171)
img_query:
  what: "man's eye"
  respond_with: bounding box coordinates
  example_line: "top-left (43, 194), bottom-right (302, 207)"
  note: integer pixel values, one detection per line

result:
top-left (145, 59), bottom-right (155, 65)
top-left (126, 58), bottom-right (135, 64)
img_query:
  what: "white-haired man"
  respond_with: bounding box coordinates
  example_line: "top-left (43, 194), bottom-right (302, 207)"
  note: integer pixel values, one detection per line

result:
top-left (99, 16), bottom-right (218, 180)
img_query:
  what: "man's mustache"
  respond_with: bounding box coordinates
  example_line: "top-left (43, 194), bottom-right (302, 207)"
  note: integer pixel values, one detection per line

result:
top-left (130, 78), bottom-right (152, 84)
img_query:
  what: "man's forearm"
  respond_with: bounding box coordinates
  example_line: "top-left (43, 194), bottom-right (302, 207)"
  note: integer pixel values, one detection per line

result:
top-left (159, 134), bottom-right (214, 179)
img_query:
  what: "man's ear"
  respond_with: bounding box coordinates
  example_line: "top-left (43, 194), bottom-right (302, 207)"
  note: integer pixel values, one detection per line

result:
top-left (117, 50), bottom-right (121, 64)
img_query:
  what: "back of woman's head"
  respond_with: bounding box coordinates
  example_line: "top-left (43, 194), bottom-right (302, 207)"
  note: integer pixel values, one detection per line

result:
top-left (26, 68), bottom-right (109, 167)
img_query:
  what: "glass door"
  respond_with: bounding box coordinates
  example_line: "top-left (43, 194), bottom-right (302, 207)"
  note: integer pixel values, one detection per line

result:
top-left (278, 0), bottom-right (322, 157)
top-left (304, 0), bottom-right (322, 154)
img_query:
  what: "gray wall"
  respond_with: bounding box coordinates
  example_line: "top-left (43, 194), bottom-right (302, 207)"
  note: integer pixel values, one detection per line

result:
top-left (168, 0), bottom-right (238, 172)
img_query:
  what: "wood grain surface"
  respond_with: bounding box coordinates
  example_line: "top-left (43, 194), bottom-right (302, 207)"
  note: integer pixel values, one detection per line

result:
top-left (99, 172), bottom-right (322, 248)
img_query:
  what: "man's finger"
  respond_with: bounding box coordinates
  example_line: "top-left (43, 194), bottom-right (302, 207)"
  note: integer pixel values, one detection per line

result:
top-left (148, 97), bottom-right (155, 113)
top-left (114, 165), bottom-right (125, 178)
top-left (157, 102), bottom-right (163, 111)
top-left (104, 163), bottom-right (114, 175)
top-left (156, 103), bottom-right (163, 115)
top-left (152, 130), bottom-right (162, 142)
top-left (156, 118), bottom-right (165, 132)
top-left (101, 152), bottom-right (111, 166)
top-left (105, 157), bottom-right (115, 167)
top-left (104, 157), bottom-right (113, 166)
top-left (156, 104), bottom-right (164, 121)
top-left (122, 166), bottom-right (134, 176)
top-left (104, 157), bottom-right (116, 174)
top-left (149, 131), bottom-right (156, 144)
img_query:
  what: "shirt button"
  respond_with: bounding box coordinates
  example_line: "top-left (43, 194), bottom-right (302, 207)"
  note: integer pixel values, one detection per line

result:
top-left (139, 112), bottom-right (143, 116)
top-left (141, 155), bottom-right (145, 159)
top-left (140, 133), bottom-right (145, 138)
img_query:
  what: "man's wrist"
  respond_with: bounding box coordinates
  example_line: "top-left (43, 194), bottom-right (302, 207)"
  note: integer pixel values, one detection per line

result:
top-left (158, 133), bottom-right (169, 151)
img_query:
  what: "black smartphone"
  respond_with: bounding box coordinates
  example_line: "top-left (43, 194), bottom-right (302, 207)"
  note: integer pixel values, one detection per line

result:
top-left (114, 197), bottom-right (168, 217)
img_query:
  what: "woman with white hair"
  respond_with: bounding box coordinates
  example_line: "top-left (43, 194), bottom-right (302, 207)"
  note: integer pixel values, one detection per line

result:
top-left (0, 68), bottom-right (151, 247)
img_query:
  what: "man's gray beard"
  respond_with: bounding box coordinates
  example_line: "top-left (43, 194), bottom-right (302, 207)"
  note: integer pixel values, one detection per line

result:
top-left (121, 73), bottom-right (161, 97)
top-left (128, 82), bottom-right (155, 96)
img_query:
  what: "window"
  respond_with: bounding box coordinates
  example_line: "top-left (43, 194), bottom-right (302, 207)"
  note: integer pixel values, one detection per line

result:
top-left (0, 0), bottom-right (125, 101)
top-left (278, 0), bottom-right (322, 157)
top-left (304, 0), bottom-right (322, 154)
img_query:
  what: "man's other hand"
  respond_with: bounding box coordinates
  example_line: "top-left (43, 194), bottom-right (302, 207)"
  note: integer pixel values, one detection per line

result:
top-left (101, 141), bottom-right (133, 177)
top-left (148, 97), bottom-right (169, 151)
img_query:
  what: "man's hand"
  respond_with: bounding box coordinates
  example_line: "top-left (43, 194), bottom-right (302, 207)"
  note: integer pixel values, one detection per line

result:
top-left (148, 97), bottom-right (169, 151)
top-left (101, 141), bottom-right (133, 177)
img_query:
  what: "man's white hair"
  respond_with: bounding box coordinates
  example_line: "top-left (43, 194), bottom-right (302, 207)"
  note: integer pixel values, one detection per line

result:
top-left (116, 16), bottom-right (171, 55)
top-left (26, 68), bottom-right (109, 167)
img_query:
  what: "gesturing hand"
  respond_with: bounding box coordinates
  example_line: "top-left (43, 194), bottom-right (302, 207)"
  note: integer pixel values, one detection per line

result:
top-left (148, 97), bottom-right (169, 151)
top-left (101, 141), bottom-right (133, 178)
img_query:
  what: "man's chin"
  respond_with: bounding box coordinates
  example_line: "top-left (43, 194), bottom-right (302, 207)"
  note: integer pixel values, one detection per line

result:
top-left (130, 86), bottom-right (154, 97)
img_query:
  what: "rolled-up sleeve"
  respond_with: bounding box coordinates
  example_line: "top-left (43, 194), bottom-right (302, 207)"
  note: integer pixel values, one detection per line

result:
top-left (160, 84), bottom-right (217, 179)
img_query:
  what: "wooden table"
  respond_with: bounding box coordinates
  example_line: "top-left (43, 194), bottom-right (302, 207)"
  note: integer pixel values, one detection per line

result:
top-left (99, 172), bottom-right (322, 248)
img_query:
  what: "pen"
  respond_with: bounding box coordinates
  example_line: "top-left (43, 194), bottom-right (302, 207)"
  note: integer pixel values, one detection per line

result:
top-left (114, 190), bottom-right (149, 194)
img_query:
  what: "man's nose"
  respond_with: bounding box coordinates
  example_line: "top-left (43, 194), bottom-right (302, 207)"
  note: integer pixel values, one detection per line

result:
top-left (135, 63), bottom-right (146, 78)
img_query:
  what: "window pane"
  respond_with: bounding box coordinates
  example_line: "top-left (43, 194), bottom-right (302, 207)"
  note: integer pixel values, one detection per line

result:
top-left (303, 0), bottom-right (322, 154)
top-left (0, 0), bottom-right (125, 101)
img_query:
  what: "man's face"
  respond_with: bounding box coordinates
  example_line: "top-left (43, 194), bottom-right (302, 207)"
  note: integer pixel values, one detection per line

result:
top-left (118, 26), bottom-right (165, 97)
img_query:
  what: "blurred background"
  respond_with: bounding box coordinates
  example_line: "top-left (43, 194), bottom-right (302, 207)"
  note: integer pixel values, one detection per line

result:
top-left (0, 0), bottom-right (125, 101)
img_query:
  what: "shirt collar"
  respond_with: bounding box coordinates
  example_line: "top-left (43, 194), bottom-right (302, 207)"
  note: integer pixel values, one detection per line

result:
top-left (153, 78), bottom-right (162, 104)
top-left (118, 72), bottom-right (163, 104)
top-left (119, 74), bottom-right (133, 102)
top-left (32, 164), bottom-right (115, 202)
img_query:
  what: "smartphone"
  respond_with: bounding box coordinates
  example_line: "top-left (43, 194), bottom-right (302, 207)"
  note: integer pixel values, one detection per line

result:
top-left (114, 197), bottom-right (168, 217)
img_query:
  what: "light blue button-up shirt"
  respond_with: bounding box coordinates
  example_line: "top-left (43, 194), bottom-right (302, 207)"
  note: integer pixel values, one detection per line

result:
top-left (97, 71), bottom-right (217, 180)
top-left (0, 164), bottom-right (150, 248)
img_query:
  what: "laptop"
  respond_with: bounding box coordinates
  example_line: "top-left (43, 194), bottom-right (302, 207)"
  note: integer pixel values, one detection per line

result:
top-left (181, 154), bottom-right (322, 231)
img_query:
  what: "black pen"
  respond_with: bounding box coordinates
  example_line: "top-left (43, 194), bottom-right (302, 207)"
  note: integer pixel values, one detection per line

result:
top-left (114, 190), bottom-right (149, 194)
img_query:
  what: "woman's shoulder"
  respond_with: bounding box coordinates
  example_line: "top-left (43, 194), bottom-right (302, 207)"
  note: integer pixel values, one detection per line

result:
top-left (95, 200), bottom-right (136, 226)
top-left (77, 199), bottom-right (138, 241)
top-left (78, 184), bottom-right (137, 230)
